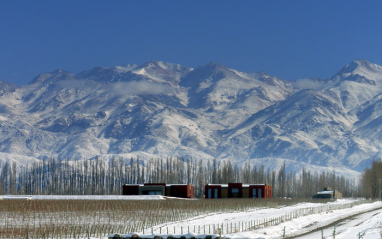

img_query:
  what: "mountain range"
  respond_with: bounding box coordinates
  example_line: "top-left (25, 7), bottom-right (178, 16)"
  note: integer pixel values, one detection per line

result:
top-left (1, 59), bottom-right (382, 177)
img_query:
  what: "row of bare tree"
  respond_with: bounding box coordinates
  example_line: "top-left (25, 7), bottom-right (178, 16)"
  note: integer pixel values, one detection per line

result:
top-left (0, 156), bottom-right (359, 198)
top-left (361, 160), bottom-right (382, 199)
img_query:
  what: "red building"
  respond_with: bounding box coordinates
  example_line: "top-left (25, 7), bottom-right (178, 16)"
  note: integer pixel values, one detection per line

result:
top-left (123, 183), bottom-right (194, 198)
top-left (249, 184), bottom-right (272, 198)
top-left (204, 183), bottom-right (272, 199)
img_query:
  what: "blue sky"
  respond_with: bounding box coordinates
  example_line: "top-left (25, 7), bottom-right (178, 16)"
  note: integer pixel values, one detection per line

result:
top-left (1, 1), bottom-right (382, 86)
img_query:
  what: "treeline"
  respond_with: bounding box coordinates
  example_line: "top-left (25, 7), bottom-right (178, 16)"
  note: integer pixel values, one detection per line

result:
top-left (361, 160), bottom-right (382, 199)
top-left (0, 157), bottom-right (358, 198)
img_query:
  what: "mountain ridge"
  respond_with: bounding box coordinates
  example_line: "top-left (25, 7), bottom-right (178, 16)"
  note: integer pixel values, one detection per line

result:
top-left (1, 59), bottom-right (382, 178)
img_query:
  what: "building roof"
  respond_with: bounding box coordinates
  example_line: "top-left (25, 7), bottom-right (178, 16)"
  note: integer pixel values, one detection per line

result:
top-left (124, 184), bottom-right (190, 186)
top-left (317, 190), bottom-right (334, 195)
top-left (206, 183), bottom-right (267, 187)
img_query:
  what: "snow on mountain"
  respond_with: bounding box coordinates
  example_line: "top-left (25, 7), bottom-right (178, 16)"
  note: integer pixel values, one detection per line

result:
top-left (132, 61), bottom-right (191, 86)
top-left (180, 62), bottom-right (293, 127)
top-left (334, 59), bottom-right (382, 83)
top-left (1, 60), bottom-right (382, 177)
top-left (329, 59), bottom-right (382, 111)
top-left (219, 89), bottom-right (360, 170)
top-left (352, 93), bottom-right (382, 141)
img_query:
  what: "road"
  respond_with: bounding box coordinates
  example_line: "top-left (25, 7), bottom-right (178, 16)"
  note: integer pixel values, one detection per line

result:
top-left (294, 208), bottom-right (382, 239)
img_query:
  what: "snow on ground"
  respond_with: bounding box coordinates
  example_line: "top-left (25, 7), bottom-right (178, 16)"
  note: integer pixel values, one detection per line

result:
top-left (146, 199), bottom-right (382, 239)
top-left (334, 208), bottom-right (382, 239)
top-left (239, 201), bottom-right (382, 239)
top-left (296, 208), bottom-right (382, 239)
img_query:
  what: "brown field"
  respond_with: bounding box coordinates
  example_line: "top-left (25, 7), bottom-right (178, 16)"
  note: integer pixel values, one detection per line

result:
top-left (0, 198), bottom-right (318, 238)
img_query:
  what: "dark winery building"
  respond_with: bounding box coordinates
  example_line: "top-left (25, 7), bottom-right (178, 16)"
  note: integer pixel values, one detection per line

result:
top-left (123, 183), bottom-right (194, 198)
top-left (204, 183), bottom-right (272, 199)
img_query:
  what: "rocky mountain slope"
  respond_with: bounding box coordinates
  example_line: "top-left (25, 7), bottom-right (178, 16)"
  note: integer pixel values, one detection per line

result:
top-left (1, 60), bottom-right (382, 176)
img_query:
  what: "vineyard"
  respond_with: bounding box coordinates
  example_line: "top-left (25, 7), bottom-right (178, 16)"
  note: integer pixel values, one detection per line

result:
top-left (0, 197), bottom-right (322, 238)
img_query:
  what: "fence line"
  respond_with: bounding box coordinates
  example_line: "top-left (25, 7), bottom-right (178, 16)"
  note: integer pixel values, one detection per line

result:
top-left (150, 200), bottom-right (370, 235)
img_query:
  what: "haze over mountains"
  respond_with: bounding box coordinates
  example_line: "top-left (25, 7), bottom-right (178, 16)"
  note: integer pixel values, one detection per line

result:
top-left (1, 60), bottom-right (382, 176)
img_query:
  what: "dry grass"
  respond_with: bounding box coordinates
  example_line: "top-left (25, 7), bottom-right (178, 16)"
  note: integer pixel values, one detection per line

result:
top-left (0, 198), bottom-right (320, 238)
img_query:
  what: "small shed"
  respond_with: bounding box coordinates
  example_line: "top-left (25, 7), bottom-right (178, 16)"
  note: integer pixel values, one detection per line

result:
top-left (313, 187), bottom-right (342, 199)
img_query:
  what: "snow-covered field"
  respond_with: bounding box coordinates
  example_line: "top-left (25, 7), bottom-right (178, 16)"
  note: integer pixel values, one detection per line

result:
top-left (226, 200), bottom-right (382, 239)
top-left (108, 199), bottom-right (382, 239)
top-left (295, 208), bottom-right (382, 239)
top-left (144, 199), bottom-right (382, 239)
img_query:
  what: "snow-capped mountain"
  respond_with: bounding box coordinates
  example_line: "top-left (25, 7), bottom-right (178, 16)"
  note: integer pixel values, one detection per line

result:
top-left (1, 60), bottom-right (382, 176)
